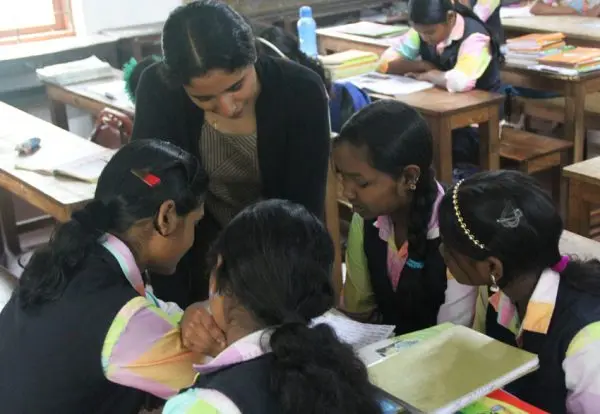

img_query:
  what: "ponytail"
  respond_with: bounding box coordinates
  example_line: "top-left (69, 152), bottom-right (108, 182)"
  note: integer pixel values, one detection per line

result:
top-left (269, 323), bottom-right (381, 414)
top-left (395, 167), bottom-right (446, 331)
top-left (18, 200), bottom-right (114, 308)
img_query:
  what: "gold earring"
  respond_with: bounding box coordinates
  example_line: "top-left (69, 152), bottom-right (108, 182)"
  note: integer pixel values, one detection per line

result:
top-left (490, 274), bottom-right (499, 293)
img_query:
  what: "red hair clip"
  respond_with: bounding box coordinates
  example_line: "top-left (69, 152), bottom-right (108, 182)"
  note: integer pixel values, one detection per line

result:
top-left (131, 169), bottom-right (161, 187)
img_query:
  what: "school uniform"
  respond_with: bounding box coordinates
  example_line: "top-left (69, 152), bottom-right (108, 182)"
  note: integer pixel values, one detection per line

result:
top-left (0, 234), bottom-right (196, 414)
top-left (164, 329), bottom-right (280, 413)
top-left (540, 0), bottom-right (600, 12)
top-left (469, 0), bottom-right (504, 43)
top-left (474, 269), bottom-right (600, 413)
top-left (343, 183), bottom-right (477, 334)
top-left (386, 14), bottom-right (501, 164)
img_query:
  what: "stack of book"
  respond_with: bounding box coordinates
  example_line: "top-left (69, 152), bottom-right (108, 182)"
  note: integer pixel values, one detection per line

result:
top-left (536, 46), bottom-right (600, 76)
top-left (36, 56), bottom-right (114, 85)
top-left (320, 50), bottom-right (379, 80)
top-left (505, 32), bottom-right (566, 67)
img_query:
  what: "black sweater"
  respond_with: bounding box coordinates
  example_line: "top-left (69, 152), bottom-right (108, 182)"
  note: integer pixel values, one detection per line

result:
top-left (132, 55), bottom-right (330, 218)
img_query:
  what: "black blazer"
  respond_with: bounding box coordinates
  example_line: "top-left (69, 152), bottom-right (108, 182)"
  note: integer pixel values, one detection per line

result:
top-left (132, 55), bottom-right (330, 218)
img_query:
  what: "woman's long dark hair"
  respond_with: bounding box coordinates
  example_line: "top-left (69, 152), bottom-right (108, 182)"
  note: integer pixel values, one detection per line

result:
top-left (18, 139), bottom-right (208, 308)
top-left (409, 0), bottom-right (504, 63)
top-left (439, 170), bottom-right (600, 293)
top-left (333, 100), bottom-right (444, 329)
top-left (160, 0), bottom-right (257, 86)
top-left (208, 199), bottom-right (380, 414)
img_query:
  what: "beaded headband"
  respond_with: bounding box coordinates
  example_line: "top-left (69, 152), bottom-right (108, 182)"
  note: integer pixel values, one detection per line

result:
top-left (452, 179), bottom-right (487, 250)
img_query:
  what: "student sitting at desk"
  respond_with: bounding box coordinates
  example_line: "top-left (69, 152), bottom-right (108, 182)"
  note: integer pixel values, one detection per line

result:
top-left (438, 170), bottom-right (600, 413)
top-left (332, 100), bottom-right (477, 335)
top-left (164, 200), bottom-right (380, 414)
top-left (531, 0), bottom-right (600, 16)
top-left (132, 0), bottom-right (330, 308)
top-left (0, 140), bottom-right (228, 413)
top-left (379, 0), bottom-right (503, 170)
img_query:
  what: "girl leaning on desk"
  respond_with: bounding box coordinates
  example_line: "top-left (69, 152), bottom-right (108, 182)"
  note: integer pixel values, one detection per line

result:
top-left (379, 0), bottom-right (504, 174)
top-left (131, 0), bottom-right (330, 308)
top-left (439, 170), bottom-right (600, 413)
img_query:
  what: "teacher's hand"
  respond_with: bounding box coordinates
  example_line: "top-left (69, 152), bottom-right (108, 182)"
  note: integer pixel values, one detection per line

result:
top-left (181, 303), bottom-right (227, 357)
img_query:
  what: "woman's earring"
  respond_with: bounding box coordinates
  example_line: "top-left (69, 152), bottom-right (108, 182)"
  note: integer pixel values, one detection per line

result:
top-left (490, 274), bottom-right (500, 293)
top-left (409, 182), bottom-right (417, 190)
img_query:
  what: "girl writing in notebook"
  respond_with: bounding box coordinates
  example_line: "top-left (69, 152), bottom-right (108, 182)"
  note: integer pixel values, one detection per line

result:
top-left (332, 100), bottom-right (477, 335)
top-left (164, 200), bottom-right (380, 414)
top-left (0, 140), bottom-right (226, 413)
top-left (438, 170), bottom-right (600, 413)
top-left (379, 0), bottom-right (503, 170)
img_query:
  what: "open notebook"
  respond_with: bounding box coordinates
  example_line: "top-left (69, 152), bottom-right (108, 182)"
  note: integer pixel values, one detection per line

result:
top-left (15, 149), bottom-right (115, 183)
top-left (367, 324), bottom-right (539, 414)
top-left (345, 72), bottom-right (434, 96)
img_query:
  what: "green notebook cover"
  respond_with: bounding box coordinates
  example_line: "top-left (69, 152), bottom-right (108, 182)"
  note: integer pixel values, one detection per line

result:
top-left (368, 325), bottom-right (539, 414)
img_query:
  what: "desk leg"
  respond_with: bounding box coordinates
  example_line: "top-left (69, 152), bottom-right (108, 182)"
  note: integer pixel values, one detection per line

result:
top-left (479, 107), bottom-right (500, 172)
top-left (564, 83), bottom-right (586, 163)
top-left (432, 117), bottom-right (453, 184)
top-left (566, 180), bottom-right (590, 236)
top-left (49, 98), bottom-right (69, 131)
top-left (0, 188), bottom-right (21, 255)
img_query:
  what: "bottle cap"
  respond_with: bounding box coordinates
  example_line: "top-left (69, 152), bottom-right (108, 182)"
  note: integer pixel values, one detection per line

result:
top-left (299, 6), bottom-right (313, 18)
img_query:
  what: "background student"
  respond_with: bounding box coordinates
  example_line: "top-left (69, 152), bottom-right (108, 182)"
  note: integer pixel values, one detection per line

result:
top-left (132, 0), bottom-right (330, 307)
top-left (438, 170), bottom-right (600, 413)
top-left (459, 0), bottom-right (504, 42)
top-left (531, 0), bottom-right (600, 16)
top-left (164, 200), bottom-right (381, 414)
top-left (332, 100), bottom-right (476, 335)
top-left (379, 0), bottom-right (503, 171)
top-left (0, 140), bottom-right (226, 413)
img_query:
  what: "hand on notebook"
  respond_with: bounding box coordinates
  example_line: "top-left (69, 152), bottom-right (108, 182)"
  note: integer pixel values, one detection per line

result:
top-left (181, 303), bottom-right (227, 357)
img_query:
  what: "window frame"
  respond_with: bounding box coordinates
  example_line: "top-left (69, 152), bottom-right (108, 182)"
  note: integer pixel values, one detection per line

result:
top-left (0, 0), bottom-right (74, 45)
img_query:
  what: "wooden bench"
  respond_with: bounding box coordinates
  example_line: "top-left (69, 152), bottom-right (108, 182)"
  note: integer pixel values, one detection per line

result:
top-left (517, 92), bottom-right (600, 132)
top-left (500, 127), bottom-right (572, 210)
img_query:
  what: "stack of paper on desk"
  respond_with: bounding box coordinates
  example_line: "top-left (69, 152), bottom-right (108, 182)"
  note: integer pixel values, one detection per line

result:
top-left (345, 72), bottom-right (434, 96)
top-left (36, 56), bottom-right (114, 85)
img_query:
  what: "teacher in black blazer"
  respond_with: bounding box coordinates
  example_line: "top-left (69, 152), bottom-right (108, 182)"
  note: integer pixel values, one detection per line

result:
top-left (132, 0), bottom-right (330, 307)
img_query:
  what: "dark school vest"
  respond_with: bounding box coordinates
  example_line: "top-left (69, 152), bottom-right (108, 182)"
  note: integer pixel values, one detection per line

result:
top-left (363, 219), bottom-right (447, 334)
top-left (486, 278), bottom-right (600, 413)
top-left (419, 16), bottom-right (502, 92)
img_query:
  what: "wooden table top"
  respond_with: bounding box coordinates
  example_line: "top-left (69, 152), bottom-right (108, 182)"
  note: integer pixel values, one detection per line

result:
top-left (0, 102), bottom-right (107, 221)
top-left (563, 156), bottom-right (600, 186)
top-left (43, 70), bottom-right (134, 117)
top-left (502, 15), bottom-right (600, 42)
top-left (371, 88), bottom-right (504, 117)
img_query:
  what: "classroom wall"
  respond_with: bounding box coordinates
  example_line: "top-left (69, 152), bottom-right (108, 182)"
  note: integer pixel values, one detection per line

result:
top-left (72, 0), bottom-right (181, 34)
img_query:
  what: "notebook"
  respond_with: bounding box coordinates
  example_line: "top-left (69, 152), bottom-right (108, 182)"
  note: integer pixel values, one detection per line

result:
top-left (367, 324), bottom-right (539, 414)
top-left (506, 33), bottom-right (565, 51)
top-left (15, 149), bottom-right (115, 183)
top-left (337, 21), bottom-right (409, 38)
top-left (538, 47), bottom-right (600, 69)
top-left (311, 310), bottom-right (395, 350)
top-left (459, 389), bottom-right (548, 414)
top-left (345, 72), bottom-right (434, 96)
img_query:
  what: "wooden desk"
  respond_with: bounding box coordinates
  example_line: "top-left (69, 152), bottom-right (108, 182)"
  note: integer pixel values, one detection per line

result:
top-left (0, 102), bottom-right (106, 254)
top-left (564, 157), bottom-right (600, 237)
top-left (502, 66), bottom-right (600, 163)
top-left (43, 71), bottom-right (134, 131)
top-left (370, 89), bottom-right (503, 184)
top-left (317, 25), bottom-right (392, 55)
top-left (502, 16), bottom-right (600, 48)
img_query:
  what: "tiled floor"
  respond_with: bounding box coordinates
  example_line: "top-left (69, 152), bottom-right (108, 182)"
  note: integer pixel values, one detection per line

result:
top-left (2, 91), bottom-right (95, 277)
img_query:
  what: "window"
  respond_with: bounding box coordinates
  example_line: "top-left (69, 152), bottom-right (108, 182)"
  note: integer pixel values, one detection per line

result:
top-left (0, 0), bottom-right (74, 45)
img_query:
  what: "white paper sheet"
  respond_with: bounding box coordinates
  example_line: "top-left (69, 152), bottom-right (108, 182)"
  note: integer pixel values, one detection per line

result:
top-left (311, 311), bottom-right (395, 349)
top-left (345, 72), bottom-right (434, 96)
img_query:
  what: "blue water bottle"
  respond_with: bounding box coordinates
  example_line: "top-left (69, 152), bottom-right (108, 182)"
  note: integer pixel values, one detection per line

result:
top-left (297, 6), bottom-right (318, 57)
